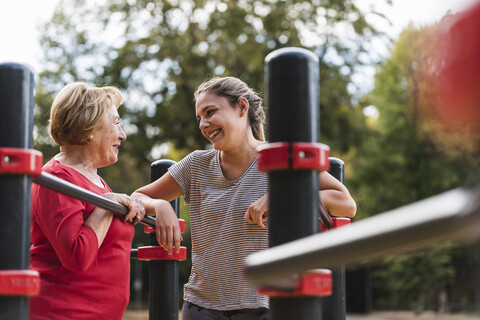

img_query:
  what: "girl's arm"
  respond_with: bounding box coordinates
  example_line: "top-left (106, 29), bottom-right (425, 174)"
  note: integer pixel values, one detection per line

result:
top-left (319, 171), bottom-right (356, 218)
top-left (132, 172), bottom-right (184, 254)
top-left (245, 170), bottom-right (356, 227)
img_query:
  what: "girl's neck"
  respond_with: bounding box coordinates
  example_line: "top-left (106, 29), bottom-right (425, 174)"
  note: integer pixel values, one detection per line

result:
top-left (219, 138), bottom-right (265, 180)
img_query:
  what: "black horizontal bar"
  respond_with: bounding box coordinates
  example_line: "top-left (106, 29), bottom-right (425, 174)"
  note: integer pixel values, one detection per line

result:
top-left (33, 171), bottom-right (156, 227)
top-left (246, 183), bottom-right (480, 288)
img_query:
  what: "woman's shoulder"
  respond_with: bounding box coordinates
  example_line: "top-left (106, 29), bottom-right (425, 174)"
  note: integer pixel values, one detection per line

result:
top-left (175, 149), bottom-right (217, 173)
top-left (182, 149), bottom-right (217, 162)
top-left (43, 158), bottom-right (80, 184)
top-left (44, 158), bottom-right (70, 175)
top-left (191, 148), bottom-right (216, 157)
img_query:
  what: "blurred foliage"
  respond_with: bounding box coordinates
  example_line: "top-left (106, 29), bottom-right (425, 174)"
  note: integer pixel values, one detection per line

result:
top-left (351, 23), bottom-right (480, 312)
top-left (371, 239), bottom-right (480, 312)
top-left (349, 24), bottom-right (480, 220)
top-left (34, 0), bottom-right (387, 170)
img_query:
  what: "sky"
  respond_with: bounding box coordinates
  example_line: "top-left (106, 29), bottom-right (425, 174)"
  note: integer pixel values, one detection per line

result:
top-left (0, 0), bottom-right (478, 74)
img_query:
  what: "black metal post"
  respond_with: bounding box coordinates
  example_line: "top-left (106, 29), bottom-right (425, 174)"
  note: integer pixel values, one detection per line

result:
top-left (265, 47), bottom-right (322, 319)
top-left (328, 158), bottom-right (344, 184)
top-left (148, 159), bottom-right (180, 320)
top-left (322, 157), bottom-right (347, 320)
top-left (0, 63), bottom-right (35, 319)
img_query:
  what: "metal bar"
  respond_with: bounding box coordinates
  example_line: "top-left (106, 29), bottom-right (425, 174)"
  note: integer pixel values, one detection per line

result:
top-left (266, 47), bottom-right (322, 319)
top-left (0, 62), bottom-right (35, 320)
top-left (323, 157), bottom-right (347, 320)
top-left (147, 159), bottom-right (180, 320)
top-left (246, 184), bottom-right (480, 287)
top-left (33, 171), bottom-right (156, 227)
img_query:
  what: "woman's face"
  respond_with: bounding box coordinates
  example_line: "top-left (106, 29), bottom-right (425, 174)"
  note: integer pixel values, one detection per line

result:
top-left (89, 99), bottom-right (126, 167)
top-left (195, 92), bottom-right (247, 151)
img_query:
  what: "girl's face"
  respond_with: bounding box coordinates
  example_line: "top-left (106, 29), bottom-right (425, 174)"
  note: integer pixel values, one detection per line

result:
top-left (195, 92), bottom-right (248, 151)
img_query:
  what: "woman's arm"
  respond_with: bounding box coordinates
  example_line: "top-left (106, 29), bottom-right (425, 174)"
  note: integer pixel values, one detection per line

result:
top-left (132, 172), bottom-right (184, 254)
top-left (85, 193), bottom-right (146, 248)
top-left (83, 208), bottom-right (114, 248)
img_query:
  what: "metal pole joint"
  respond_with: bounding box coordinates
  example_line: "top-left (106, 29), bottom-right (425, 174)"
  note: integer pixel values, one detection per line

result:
top-left (257, 142), bottom-right (330, 172)
top-left (0, 147), bottom-right (43, 177)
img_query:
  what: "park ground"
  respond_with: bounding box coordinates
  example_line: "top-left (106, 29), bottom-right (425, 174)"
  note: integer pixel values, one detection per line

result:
top-left (123, 310), bottom-right (480, 320)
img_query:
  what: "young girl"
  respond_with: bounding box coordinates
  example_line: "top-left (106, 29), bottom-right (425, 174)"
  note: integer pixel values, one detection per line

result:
top-left (132, 76), bottom-right (356, 319)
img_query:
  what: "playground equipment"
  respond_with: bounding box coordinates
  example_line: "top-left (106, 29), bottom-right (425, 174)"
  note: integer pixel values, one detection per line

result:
top-left (0, 63), bottom-right (39, 320)
top-left (246, 184), bottom-right (480, 283)
top-left (130, 159), bottom-right (185, 320)
top-left (252, 47), bottom-right (355, 320)
top-left (244, 46), bottom-right (480, 319)
top-left (320, 158), bottom-right (350, 320)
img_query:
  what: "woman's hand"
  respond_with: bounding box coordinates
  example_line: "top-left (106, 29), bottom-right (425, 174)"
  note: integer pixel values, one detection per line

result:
top-left (244, 193), bottom-right (269, 229)
top-left (152, 199), bottom-right (183, 255)
top-left (102, 192), bottom-right (146, 225)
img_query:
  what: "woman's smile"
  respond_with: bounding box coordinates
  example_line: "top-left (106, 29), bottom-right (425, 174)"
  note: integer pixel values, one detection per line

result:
top-left (208, 128), bottom-right (221, 140)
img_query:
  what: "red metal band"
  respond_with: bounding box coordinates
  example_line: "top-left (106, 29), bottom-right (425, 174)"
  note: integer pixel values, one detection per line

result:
top-left (257, 142), bottom-right (330, 172)
top-left (0, 147), bottom-right (43, 176)
top-left (292, 142), bottom-right (330, 171)
top-left (144, 218), bottom-right (186, 234)
top-left (258, 269), bottom-right (332, 297)
top-left (137, 246), bottom-right (187, 261)
top-left (257, 142), bottom-right (290, 171)
top-left (320, 217), bottom-right (351, 232)
top-left (0, 270), bottom-right (40, 296)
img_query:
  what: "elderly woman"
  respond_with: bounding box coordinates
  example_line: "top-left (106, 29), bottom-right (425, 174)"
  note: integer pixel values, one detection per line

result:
top-left (29, 82), bottom-right (145, 320)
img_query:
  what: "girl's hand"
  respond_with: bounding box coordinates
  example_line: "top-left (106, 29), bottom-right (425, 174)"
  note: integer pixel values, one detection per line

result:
top-left (244, 193), bottom-right (269, 229)
top-left (152, 200), bottom-right (183, 255)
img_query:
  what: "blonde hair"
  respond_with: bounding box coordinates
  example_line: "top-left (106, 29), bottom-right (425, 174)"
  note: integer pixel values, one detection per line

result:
top-left (194, 77), bottom-right (266, 141)
top-left (49, 82), bottom-right (123, 146)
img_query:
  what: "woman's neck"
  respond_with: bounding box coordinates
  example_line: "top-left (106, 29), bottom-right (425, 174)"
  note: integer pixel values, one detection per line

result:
top-left (219, 138), bottom-right (265, 180)
top-left (55, 146), bottom-right (103, 187)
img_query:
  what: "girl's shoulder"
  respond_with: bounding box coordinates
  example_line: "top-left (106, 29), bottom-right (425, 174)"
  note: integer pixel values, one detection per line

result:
top-left (174, 149), bottom-right (217, 171)
top-left (189, 149), bottom-right (217, 161)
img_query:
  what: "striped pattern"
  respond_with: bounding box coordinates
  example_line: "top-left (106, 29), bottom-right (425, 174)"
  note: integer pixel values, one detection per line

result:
top-left (169, 149), bottom-right (269, 310)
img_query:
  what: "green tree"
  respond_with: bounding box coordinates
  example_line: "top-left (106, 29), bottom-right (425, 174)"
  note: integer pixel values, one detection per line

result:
top-left (34, 0), bottom-right (388, 172)
top-left (372, 245), bottom-right (456, 312)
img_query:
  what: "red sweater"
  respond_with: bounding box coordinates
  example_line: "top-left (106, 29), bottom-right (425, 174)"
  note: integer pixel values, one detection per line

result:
top-left (29, 159), bottom-right (134, 320)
